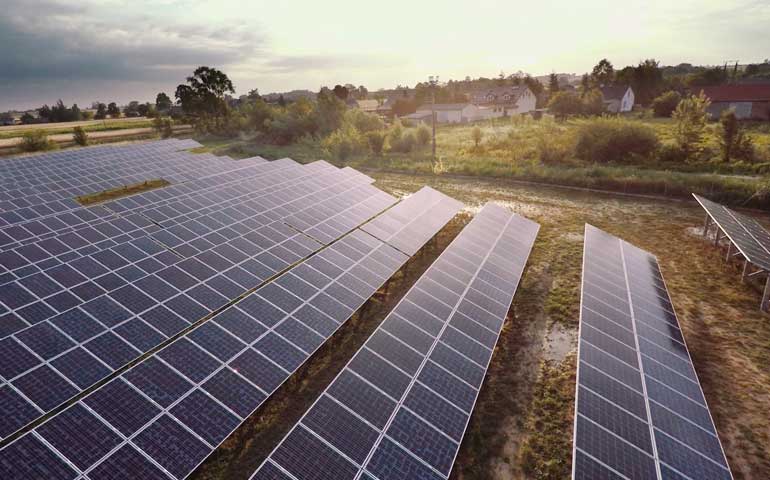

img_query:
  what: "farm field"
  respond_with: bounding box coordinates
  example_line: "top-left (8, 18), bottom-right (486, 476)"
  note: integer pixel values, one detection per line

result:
top-left (0, 117), bottom-right (152, 137)
top-left (189, 170), bottom-right (770, 480)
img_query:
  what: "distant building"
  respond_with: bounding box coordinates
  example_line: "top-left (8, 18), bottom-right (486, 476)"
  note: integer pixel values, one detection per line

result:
top-left (470, 85), bottom-right (537, 116)
top-left (699, 84), bottom-right (770, 120)
top-left (599, 86), bottom-right (634, 113)
top-left (410, 103), bottom-right (481, 123)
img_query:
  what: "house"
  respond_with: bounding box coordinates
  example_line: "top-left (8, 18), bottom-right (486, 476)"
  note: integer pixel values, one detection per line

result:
top-left (699, 84), bottom-right (770, 120)
top-left (470, 85), bottom-right (537, 116)
top-left (599, 86), bottom-right (634, 113)
top-left (346, 99), bottom-right (379, 113)
top-left (410, 103), bottom-right (481, 124)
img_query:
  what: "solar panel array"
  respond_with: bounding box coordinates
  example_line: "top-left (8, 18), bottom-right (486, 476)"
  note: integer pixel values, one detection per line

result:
top-left (0, 157), bottom-right (401, 440)
top-left (0, 187), bottom-right (463, 479)
top-left (693, 193), bottom-right (770, 271)
top-left (573, 224), bottom-right (732, 480)
top-left (361, 186), bottom-right (464, 255)
top-left (250, 203), bottom-right (540, 480)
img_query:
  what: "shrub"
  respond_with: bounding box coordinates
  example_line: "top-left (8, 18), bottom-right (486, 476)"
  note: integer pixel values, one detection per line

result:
top-left (656, 142), bottom-right (687, 163)
top-left (416, 124), bottom-right (431, 146)
top-left (19, 130), bottom-right (55, 152)
top-left (391, 130), bottom-right (416, 153)
top-left (471, 126), bottom-right (483, 147)
top-left (345, 109), bottom-right (384, 133)
top-left (575, 117), bottom-right (659, 163)
top-left (322, 125), bottom-right (365, 160)
top-left (548, 92), bottom-right (583, 119)
top-left (366, 131), bottom-right (385, 156)
top-left (153, 117), bottom-right (174, 138)
top-left (652, 91), bottom-right (681, 117)
top-left (672, 91), bottom-right (710, 158)
top-left (719, 109), bottom-right (754, 163)
top-left (581, 89), bottom-right (605, 116)
top-left (72, 126), bottom-right (89, 146)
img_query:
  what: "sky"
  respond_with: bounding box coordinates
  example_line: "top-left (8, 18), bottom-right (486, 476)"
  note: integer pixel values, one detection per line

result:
top-left (1, 0), bottom-right (769, 111)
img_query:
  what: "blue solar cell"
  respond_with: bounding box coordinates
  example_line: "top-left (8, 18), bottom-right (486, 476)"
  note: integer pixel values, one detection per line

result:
top-left (125, 357), bottom-right (193, 408)
top-left (158, 338), bottom-right (219, 383)
top-left (0, 386), bottom-right (40, 438)
top-left (38, 403), bottom-right (122, 470)
top-left (49, 308), bottom-right (107, 343)
top-left (12, 365), bottom-right (78, 412)
top-left (87, 444), bottom-right (170, 480)
top-left (0, 433), bottom-right (77, 479)
top-left (213, 307), bottom-right (266, 344)
top-left (229, 348), bottom-right (288, 393)
top-left (84, 331), bottom-right (139, 369)
top-left (171, 389), bottom-right (241, 446)
top-left (272, 426), bottom-right (359, 480)
top-left (202, 368), bottom-right (266, 418)
top-left (141, 305), bottom-right (189, 337)
top-left (164, 294), bottom-right (207, 322)
top-left (365, 437), bottom-right (443, 480)
top-left (188, 322), bottom-right (245, 362)
top-left (16, 321), bottom-right (74, 360)
top-left (254, 332), bottom-right (307, 372)
top-left (82, 295), bottom-right (133, 328)
top-left (134, 414), bottom-right (210, 479)
top-left (302, 395), bottom-right (379, 464)
top-left (114, 318), bottom-right (166, 351)
top-left (50, 347), bottom-right (110, 389)
top-left (0, 338), bottom-right (40, 380)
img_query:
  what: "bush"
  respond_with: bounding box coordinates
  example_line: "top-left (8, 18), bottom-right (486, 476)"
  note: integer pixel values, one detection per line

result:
top-left (19, 130), bottom-right (55, 152)
top-left (719, 109), bottom-right (754, 163)
top-left (548, 92), bottom-right (584, 119)
top-left (322, 125), bottom-right (365, 160)
top-left (652, 91), bottom-right (681, 117)
top-left (471, 126), bottom-right (483, 147)
top-left (345, 109), bottom-right (384, 133)
top-left (656, 142), bottom-right (687, 163)
top-left (575, 118), bottom-right (659, 163)
top-left (390, 126), bottom-right (416, 153)
top-left (581, 90), bottom-right (605, 116)
top-left (672, 91), bottom-right (710, 158)
top-left (72, 126), bottom-right (89, 146)
top-left (153, 117), bottom-right (174, 138)
top-left (366, 131), bottom-right (385, 155)
top-left (416, 124), bottom-right (431, 146)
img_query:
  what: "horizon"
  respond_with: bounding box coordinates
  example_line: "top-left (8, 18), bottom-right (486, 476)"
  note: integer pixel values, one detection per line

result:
top-left (2, 0), bottom-right (770, 111)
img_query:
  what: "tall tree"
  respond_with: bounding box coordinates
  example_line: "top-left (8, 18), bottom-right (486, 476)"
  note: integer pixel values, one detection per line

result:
top-left (175, 66), bottom-right (235, 123)
top-left (155, 92), bottom-right (172, 111)
top-left (332, 85), bottom-right (349, 100)
top-left (548, 73), bottom-right (560, 94)
top-left (94, 103), bottom-right (107, 120)
top-left (107, 102), bottom-right (120, 117)
top-left (591, 58), bottom-right (615, 86)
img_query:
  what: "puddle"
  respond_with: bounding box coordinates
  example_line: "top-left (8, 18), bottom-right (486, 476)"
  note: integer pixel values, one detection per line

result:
top-left (543, 322), bottom-right (575, 363)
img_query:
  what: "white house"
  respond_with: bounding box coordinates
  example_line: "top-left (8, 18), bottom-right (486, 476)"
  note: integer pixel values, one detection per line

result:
top-left (410, 103), bottom-right (481, 123)
top-left (470, 85), bottom-right (537, 116)
top-left (599, 86), bottom-right (635, 113)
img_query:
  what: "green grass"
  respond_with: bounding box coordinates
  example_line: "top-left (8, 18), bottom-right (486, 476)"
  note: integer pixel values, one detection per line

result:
top-left (0, 119), bottom-right (154, 140)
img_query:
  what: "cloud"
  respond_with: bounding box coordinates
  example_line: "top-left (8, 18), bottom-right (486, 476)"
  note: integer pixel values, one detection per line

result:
top-left (0, 0), bottom-right (266, 108)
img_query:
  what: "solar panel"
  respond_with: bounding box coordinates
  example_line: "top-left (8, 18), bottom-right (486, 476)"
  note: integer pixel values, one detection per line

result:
top-left (694, 193), bottom-right (770, 271)
top-left (0, 164), bottom-right (397, 439)
top-left (573, 224), bottom-right (733, 480)
top-left (360, 186), bottom-right (464, 255)
top-left (250, 203), bottom-right (539, 480)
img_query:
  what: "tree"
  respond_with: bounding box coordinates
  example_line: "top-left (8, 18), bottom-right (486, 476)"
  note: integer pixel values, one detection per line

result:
top-left (277, 95), bottom-right (286, 107)
top-left (94, 103), bottom-right (107, 120)
top-left (416, 124), bottom-right (431, 146)
top-left (316, 88), bottom-right (347, 134)
top-left (123, 101), bottom-right (140, 116)
top-left (548, 73), bottom-right (560, 95)
top-left (107, 102), bottom-right (120, 117)
top-left (591, 58), bottom-right (615, 86)
top-left (548, 92), bottom-right (583, 119)
top-left (366, 131), bottom-right (385, 156)
top-left (246, 89), bottom-right (261, 101)
top-left (332, 85), bottom-right (349, 100)
top-left (579, 74), bottom-right (590, 97)
top-left (155, 92), bottom-right (172, 112)
top-left (652, 91), bottom-right (681, 117)
top-left (175, 66), bottom-right (235, 127)
top-left (687, 67), bottom-right (728, 87)
top-left (672, 91), bottom-right (711, 158)
top-left (20, 112), bottom-right (36, 124)
top-left (719, 109), bottom-right (753, 163)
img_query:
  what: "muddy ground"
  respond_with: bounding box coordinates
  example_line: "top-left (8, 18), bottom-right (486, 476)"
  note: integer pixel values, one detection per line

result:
top-left (192, 172), bottom-right (770, 480)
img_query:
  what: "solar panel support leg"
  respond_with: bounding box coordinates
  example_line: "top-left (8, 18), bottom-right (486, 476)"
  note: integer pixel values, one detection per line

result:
top-left (725, 243), bottom-right (733, 262)
top-left (714, 230), bottom-right (721, 247)
top-left (762, 277), bottom-right (770, 312)
top-left (703, 215), bottom-right (711, 238)
top-left (742, 260), bottom-right (750, 282)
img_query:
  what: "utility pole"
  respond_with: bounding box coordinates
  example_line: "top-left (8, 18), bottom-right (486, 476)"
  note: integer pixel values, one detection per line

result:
top-left (429, 75), bottom-right (439, 160)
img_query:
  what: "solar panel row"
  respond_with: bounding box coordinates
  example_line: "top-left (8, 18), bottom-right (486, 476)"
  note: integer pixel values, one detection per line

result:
top-left (693, 193), bottom-right (770, 271)
top-left (0, 164), bottom-right (398, 440)
top-left (0, 189), bottom-right (462, 479)
top-left (251, 203), bottom-right (539, 480)
top-left (573, 224), bottom-right (732, 480)
top-left (360, 186), bottom-right (464, 255)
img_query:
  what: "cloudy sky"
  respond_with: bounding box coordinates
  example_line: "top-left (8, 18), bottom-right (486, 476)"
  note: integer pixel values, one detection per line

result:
top-left (1, 0), bottom-right (769, 111)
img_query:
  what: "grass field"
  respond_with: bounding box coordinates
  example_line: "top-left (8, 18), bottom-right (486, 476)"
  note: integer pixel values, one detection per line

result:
top-left (189, 172), bottom-right (770, 480)
top-left (0, 117), bottom-right (153, 139)
top-left (195, 116), bottom-right (770, 209)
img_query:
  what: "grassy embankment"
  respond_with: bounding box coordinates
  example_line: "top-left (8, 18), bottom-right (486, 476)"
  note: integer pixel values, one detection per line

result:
top-left (0, 118), bottom-right (154, 140)
top-left (194, 116), bottom-right (770, 209)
